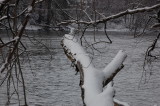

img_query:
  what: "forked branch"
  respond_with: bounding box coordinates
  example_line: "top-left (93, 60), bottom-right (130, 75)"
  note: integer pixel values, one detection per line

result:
top-left (61, 32), bottom-right (128, 106)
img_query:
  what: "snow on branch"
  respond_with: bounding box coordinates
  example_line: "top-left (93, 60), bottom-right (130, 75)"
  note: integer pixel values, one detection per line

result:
top-left (0, 0), bottom-right (8, 3)
top-left (0, 0), bottom-right (5, 3)
top-left (35, 0), bottom-right (44, 4)
top-left (61, 34), bottom-right (92, 68)
top-left (58, 3), bottom-right (160, 26)
top-left (103, 50), bottom-right (127, 86)
top-left (0, 36), bottom-right (19, 48)
top-left (151, 23), bottom-right (160, 28)
top-left (61, 31), bottom-right (128, 106)
top-left (114, 99), bottom-right (130, 106)
top-left (0, 56), bottom-right (9, 73)
top-left (0, 16), bottom-right (7, 21)
top-left (0, 0), bottom-right (36, 74)
top-left (0, 0), bottom-right (10, 10)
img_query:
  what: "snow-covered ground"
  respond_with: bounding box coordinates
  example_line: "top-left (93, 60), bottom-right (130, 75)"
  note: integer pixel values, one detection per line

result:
top-left (0, 31), bottom-right (160, 106)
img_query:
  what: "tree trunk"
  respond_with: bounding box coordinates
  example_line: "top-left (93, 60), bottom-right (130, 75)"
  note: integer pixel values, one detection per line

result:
top-left (61, 29), bottom-right (129, 106)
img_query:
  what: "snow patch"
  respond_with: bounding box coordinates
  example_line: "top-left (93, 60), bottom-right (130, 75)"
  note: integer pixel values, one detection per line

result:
top-left (28, 6), bottom-right (32, 12)
top-left (0, 16), bottom-right (7, 21)
top-left (0, 0), bottom-right (5, 3)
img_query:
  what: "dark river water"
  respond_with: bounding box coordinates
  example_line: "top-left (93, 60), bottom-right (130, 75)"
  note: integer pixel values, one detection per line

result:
top-left (0, 31), bottom-right (160, 106)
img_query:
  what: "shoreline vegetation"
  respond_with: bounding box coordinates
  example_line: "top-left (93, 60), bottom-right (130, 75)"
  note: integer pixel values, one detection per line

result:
top-left (0, 23), bottom-right (148, 33)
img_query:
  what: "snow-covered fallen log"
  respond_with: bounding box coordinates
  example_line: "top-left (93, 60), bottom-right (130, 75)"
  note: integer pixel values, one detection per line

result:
top-left (61, 30), bottom-right (128, 106)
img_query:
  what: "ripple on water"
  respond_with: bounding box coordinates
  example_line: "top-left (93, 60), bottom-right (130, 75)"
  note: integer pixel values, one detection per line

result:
top-left (0, 33), bottom-right (160, 106)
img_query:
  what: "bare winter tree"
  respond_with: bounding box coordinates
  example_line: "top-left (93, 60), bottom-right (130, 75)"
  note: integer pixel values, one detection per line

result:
top-left (0, 0), bottom-right (37, 105)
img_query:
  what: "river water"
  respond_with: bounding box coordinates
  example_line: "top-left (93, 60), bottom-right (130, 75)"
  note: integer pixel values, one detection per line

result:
top-left (0, 31), bottom-right (160, 106)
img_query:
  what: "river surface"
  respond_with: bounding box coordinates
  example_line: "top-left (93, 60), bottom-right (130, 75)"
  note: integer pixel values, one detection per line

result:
top-left (0, 31), bottom-right (160, 106)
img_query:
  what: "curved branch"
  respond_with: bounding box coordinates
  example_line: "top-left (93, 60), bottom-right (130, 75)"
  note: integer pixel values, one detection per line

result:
top-left (58, 3), bottom-right (160, 26)
top-left (104, 23), bottom-right (112, 43)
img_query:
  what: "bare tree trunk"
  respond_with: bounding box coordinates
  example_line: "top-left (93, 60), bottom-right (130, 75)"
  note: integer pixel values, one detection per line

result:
top-left (46, 0), bottom-right (51, 25)
top-left (0, 0), bottom-right (36, 105)
top-left (37, 2), bottom-right (43, 24)
top-left (44, 0), bottom-right (52, 31)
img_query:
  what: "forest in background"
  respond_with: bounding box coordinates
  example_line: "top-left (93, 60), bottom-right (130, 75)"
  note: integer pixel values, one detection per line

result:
top-left (1, 0), bottom-right (159, 31)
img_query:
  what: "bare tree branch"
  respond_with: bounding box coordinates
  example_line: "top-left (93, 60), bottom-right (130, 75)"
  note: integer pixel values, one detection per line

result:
top-left (58, 3), bottom-right (160, 25)
top-left (0, 36), bottom-right (19, 49)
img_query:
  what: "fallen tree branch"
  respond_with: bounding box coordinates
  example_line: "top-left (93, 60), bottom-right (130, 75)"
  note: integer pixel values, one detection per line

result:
top-left (61, 31), bottom-right (128, 106)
